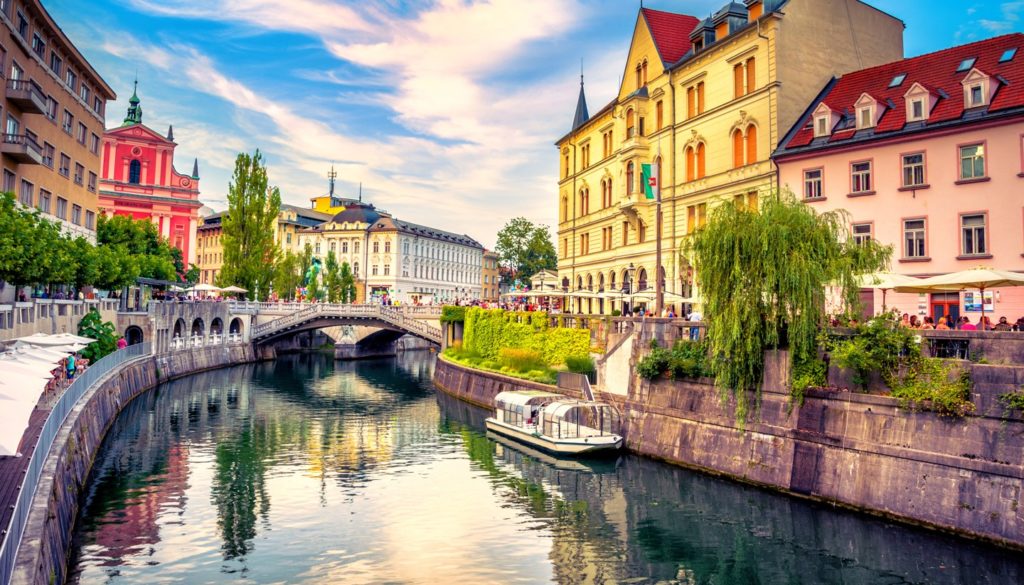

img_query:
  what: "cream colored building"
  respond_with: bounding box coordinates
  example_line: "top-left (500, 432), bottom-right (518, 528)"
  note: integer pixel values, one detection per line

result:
top-left (298, 201), bottom-right (484, 304)
top-left (482, 249), bottom-right (500, 301)
top-left (556, 0), bottom-right (904, 314)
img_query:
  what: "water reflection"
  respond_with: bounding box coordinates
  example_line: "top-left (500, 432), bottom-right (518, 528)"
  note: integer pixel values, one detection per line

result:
top-left (66, 352), bottom-right (1024, 585)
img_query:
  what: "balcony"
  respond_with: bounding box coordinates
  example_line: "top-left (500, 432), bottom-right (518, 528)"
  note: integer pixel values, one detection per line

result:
top-left (6, 78), bottom-right (47, 115)
top-left (0, 133), bottom-right (43, 164)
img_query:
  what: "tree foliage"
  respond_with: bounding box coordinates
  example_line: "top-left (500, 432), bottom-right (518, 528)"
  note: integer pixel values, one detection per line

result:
top-left (272, 250), bottom-right (302, 301)
top-left (324, 250), bottom-right (341, 302)
top-left (338, 261), bottom-right (357, 303)
top-left (685, 190), bottom-right (891, 420)
top-left (219, 150), bottom-right (281, 300)
top-left (495, 217), bottom-right (556, 285)
top-left (78, 308), bottom-right (118, 361)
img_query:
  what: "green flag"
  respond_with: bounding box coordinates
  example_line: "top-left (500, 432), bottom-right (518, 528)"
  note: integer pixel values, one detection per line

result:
top-left (641, 162), bottom-right (659, 201)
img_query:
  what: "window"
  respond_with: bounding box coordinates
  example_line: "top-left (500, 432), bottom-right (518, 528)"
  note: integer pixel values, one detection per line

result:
top-left (373, 241), bottom-right (379, 253)
top-left (686, 86), bottom-right (695, 118)
top-left (372, 265), bottom-right (378, 276)
top-left (655, 100), bottom-right (663, 131)
top-left (89, 133), bottom-right (100, 154)
top-left (734, 63), bottom-right (744, 98)
top-left (908, 98), bottom-right (925, 121)
top-left (745, 125), bottom-right (757, 165)
top-left (889, 73), bottom-right (906, 88)
top-left (46, 96), bottom-right (57, 121)
top-left (959, 144), bottom-right (985, 180)
top-left (622, 221), bottom-right (630, 245)
top-left (129, 159), bottom-right (141, 183)
top-left (71, 204), bottom-right (81, 225)
top-left (896, 153), bottom-right (926, 187)
top-left (732, 129), bottom-right (744, 168)
top-left (62, 110), bottom-right (73, 134)
top-left (286, 232), bottom-right (292, 244)
top-left (903, 219), bottom-right (926, 258)
top-left (746, 57), bottom-right (756, 94)
top-left (85, 210), bottom-right (95, 230)
top-left (49, 52), bottom-right (62, 76)
top-left (65, 68), bottom-right (77, 91)
top-left (852, 223), bottom-right (872, 245)
top-left (42, 142), bottom-right (54, 168)
top-left (626, 108), bottom-right (635, 138)
top-left (1000, 48), bottom-right (1017, 63)
top-left (384, 264), bottom-right (390, 276)
top-left (56, 196), bottom-right (67, 220)
top-left (315, 242), bottom-right (321, 254)
top-left (31, 33), bottom-right (45, 59)
top-left (956, 57), bottom-right (976, 72)
top-left (580, 233), bottom-right (589, 255)
top-left (342, 241), bottom-right (348, 253)
top-left (76, 122), bottom-right (86, 144)
top-left (697, 82), bottom-right (705, 114)
top-left (354, 241), bottom-right (360, 254)
top-left (38, 189), bottom-right (50, 213)
top-left (968, 84), bottom-right (984, 107)
top-left (815, 116), bottom-right (829, 137)
top-left (851, 161), bottom-right (872, 193)
top-left (858, 106), bottom-right (874, 129)
top-left (626, 162), bottom-right (635, 194)
top-left (6, 113), bottom-right (19, 136)
top-left (803, 169), bottom-right (823, 199)
top-left (74, 163), bottom-right (84, 185)
top-left (16, 10), bottom-right (27, 38)
top-left (93, 96), bottom-right (102, 116)
top-left (961, 214), bottom-right (987, 256)
top-left (685, 146), bottom-right (695, 181)
top-left (696, 143), bottom-right (706, 178)
top-left (18, 179), bottom-right (32, 206)
top-left (59, 153), bottom-right (70, 177)
top-left (80, 84), bottom-right (90, 104)
top-left (2, 169), bottom-right (13, 194)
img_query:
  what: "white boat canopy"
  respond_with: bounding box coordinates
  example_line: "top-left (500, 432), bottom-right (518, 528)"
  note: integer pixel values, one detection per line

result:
top-left (540, 400), bottom-right (621, 439)
top-left (493, 391), bottom-right (562, 409)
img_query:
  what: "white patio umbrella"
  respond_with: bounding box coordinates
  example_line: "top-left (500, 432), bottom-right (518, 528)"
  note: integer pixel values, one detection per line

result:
top-left (190, 283), bottom-right (222, 292)
top-left (0, 359), bottom-right (57, 379)
top-left (899, 268), bottom-right (1024, 324)
top-left (857, 272), bottom-right (936, 310)
top-left (0, 398), bottom-right (37, 456)
top-left (220, 285), bottom-right (248, 293)
top-left (13, 333), bottom-right (93, 346)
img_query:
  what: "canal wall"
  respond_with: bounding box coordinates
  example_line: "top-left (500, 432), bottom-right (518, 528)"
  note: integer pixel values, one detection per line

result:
top-left (11, 345), bottom-right (257, 585)
top-left (433, 356), bottom-right (1024, 549)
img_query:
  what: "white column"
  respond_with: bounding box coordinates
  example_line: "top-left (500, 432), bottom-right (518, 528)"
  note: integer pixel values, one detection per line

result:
top-left (160, 214), bottom-right (171, 239)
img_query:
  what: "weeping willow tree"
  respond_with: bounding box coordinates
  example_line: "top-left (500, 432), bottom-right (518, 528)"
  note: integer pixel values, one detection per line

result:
top-left (685, 190), bottom-right (891, 421)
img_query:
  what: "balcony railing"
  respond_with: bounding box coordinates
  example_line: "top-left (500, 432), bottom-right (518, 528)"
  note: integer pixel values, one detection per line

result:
top-left (0, 133), bottom-right (43, 164)
top-left (6, 78), bottom-right (47, 114)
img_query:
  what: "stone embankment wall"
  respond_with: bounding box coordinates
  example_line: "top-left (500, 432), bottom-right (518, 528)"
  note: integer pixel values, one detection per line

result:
top-left (433, 355), bottom-right (1024, 549)
top-left (12, 345), bottom-right (257, 585)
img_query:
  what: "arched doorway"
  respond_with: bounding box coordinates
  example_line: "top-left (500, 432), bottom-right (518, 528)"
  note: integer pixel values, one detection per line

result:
top-left (637, 268), bottom-right (649, 292)
top-left (173, 318), bottom-right (185, 339)
top-left (210, 318), bottom-right (224, 343)
top-left (229, 317), bottom-right (244, 341)
top-left (125, 326), bottom-right (143, 346)
top-left (191, 318), bottom-right (205, 338)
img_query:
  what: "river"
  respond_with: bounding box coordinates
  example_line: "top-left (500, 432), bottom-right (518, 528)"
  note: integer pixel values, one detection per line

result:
top-left (66, 353), bottom-right (1024, 584)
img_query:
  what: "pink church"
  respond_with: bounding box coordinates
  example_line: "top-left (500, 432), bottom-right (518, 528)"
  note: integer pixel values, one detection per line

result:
top-left (775, 33), bottom-right (1024, 324)
top-left (98, 84), bottom-right (202, 267)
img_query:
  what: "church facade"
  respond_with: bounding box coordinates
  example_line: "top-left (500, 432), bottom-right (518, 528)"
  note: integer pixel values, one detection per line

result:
top-left (98, 84), bottom-right (202, 266)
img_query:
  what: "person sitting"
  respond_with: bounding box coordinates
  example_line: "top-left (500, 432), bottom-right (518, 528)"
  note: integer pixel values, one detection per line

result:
top-left (935, 316), bottom-right (950, 330)
top-left (958, 316), bottom-right (976, 331)
top-left (923, 316), bottom-right (935, 329)
top-left (909, 315), bottom-right (921, 329)
top-left (979, 316), bottom-right (993, 331)
top-left (899, 313), bottom-right (911, 327)
top-left (994, 316), bottom-right (1013, 331)
top-left (1015, 317), bottom-right (1024, 332)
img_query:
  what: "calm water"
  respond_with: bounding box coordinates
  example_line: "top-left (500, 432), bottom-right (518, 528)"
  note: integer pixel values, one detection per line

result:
top-left (67, 353), bottom-right (1024, 585)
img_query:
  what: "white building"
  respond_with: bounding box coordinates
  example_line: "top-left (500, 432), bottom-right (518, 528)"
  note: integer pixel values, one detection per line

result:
top-left (297, 201), bottom-right (483, 304)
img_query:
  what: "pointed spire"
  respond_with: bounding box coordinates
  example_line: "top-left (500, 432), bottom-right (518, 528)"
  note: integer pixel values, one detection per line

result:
top-left (167, 124), bottom-right (174, 141)
top-left (191, 158), bottom-right (200, 179)
top-left (123, 78), bottom-right (143, 125)
top-left (571, 74), bottom-right (590, 131)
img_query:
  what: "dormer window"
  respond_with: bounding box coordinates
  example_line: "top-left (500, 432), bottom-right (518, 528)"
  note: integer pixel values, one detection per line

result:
top-left (969, 84), bottom-right (984, 107)
top-left (909, 98), bottom-right (925, 121)
top-left (961, 68), bottom-right (992, 109)
top-left (858, 106), bottom-right (874, 129)
top-left (904, 82), bottom-right (934, 123)
top-left (815, 116), bottom-right (829, 137)
top-left (812, 103), bottom-right (836, 138)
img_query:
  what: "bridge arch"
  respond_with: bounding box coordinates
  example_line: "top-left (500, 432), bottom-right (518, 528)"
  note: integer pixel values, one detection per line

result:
top-left (229, 317), bottom-right (245, 337)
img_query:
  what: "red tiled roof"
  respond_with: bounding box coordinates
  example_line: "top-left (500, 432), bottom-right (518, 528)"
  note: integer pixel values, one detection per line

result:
top-left (641, 8), bottom-right (700, 65)
top-left (784, 33), bottom-right (1024, 150)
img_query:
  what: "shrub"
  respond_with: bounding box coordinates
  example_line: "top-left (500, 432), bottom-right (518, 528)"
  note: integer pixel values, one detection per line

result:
top-left (611, 309), bottom-right (622, 317)
top-left (78, 308), bottom-right (117, 361)
top-left (830, 313), bottom-right (920, 390)
top-left (791, 356), bottom-right (827, 396)
top-left (440, 305), bottom-right (466, 324)
top-left (891, 359), bottom-right (974, 417)
top-left (636, 347), bottom-right (671, 380)
top-left (565, 354), bottom-right (596, 375)
top-left (998, 389), bottom-right (1024, 412)
top-left (499, 348), bottom-right (546, 373)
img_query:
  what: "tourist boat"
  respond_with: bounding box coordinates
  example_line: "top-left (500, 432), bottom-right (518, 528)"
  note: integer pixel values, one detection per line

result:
top-left (485, 390), bottom-right (623, 455)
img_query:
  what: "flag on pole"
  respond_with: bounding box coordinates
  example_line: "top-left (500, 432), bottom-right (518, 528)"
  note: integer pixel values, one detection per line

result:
top-left (641, 162), bottom-right (659, 201)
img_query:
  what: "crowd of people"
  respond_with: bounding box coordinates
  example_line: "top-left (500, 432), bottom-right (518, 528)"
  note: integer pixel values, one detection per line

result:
top-left (898, 313), bottom-right (1024, 331)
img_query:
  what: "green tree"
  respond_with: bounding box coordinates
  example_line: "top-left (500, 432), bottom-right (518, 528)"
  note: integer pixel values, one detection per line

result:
top-left (323, 250), bottom-right (341, 302)
top-left (0, 193), bottom-right (52, 298)
top-left (339, 261), bottom-right (357, 303)
top-left (184, 264), bottom-right (200, 285)
top-left (495, 217), bottom-right (556, 285)
top-left (271, 250), bottom-right (301, 300)
top-left (218, 150), bottom-right (281, 300)
top-left (77, 308), bottom-right (118, 361)
top-left (686, 190), bottom-right (891, 420)
top-left (96, 213), bottom-right (175, 283)
top-left (72, 237), bottom-right (99, 292)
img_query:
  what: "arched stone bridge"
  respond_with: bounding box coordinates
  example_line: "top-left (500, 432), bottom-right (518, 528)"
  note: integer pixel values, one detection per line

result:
top-left (246, 303), bottom-right (443, 347)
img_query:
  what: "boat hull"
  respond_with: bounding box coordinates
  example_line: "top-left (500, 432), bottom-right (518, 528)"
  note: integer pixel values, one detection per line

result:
top-left (484, 418), bottom-right (622, 455)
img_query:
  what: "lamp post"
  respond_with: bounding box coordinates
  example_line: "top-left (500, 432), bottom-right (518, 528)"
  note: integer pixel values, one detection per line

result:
top-left (625, 262), bottom-right (636, 315)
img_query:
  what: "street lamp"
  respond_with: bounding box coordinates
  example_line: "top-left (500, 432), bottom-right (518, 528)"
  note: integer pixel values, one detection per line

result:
top-left (624, 262), bottom-right (636, 315)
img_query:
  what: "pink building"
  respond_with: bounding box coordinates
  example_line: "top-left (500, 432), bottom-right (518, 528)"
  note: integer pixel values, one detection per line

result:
top-left (775, 33), bottom-right (1024, 324)
top-left (98, 84), bottom-right (202, 267)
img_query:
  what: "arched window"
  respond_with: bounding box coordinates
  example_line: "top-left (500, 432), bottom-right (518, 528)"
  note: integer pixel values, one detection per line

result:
top-left (626, 162), bottom-right (635, 194)
top-left (696, 143), bottom-right (706, 179)
top-left (637, 268), bottom-right (648, 291)
top-left (745, 125), bottom-right (758, 165)
top-left (128, 159), bottom-right (141, 184)
top-left (587, 274), bottom-right (593, 291)
top-left (609, 271), bottom-right (617, 292)
top-left (626, 108), bottom-right (636, 138)
top-left (561, 196), bottom-right (568, 221)
top-left (598, 273), bottom-right (605, 292)
top-left (577, 276), bottom-right (583, 290)
top-left (733, 129), bottom-right (745, 168)
top-left (685, 147), bottom-right (695, 182)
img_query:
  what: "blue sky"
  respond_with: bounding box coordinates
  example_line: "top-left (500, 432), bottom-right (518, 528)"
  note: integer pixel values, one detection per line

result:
top-left (46, 0), bottom-right (1023, 249)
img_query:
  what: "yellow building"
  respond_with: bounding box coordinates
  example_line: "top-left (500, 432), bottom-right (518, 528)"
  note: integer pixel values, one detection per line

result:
top-left (309, 166), bottom-right (357, 215)
top-left (482, 249), bottom-right (500, 301)
top-left (556, 0), bottom-right (904, 315)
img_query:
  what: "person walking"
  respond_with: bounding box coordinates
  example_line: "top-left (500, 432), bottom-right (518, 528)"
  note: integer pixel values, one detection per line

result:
top-left (117, 336), bottom-right (128, 350)
top-left (66, 353), bottom-right (77, 381)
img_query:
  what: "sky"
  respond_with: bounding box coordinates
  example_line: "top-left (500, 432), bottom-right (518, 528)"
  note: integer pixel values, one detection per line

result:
top-left (46, 0), bottom-right (1024, 249)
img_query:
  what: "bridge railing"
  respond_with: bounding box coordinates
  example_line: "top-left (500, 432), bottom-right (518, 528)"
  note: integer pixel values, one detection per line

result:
top-left (0, 342), bottom-right (152, 585)
top-left (250, 304), bottom-right (443, 344)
